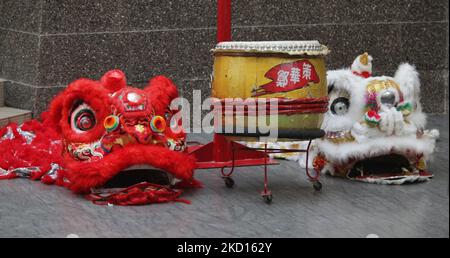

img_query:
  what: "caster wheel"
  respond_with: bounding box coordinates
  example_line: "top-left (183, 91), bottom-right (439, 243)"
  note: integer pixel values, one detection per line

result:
top-left (263, 194), bottom-right (273, 204)
top-left (224, 177), bottom-right (235, 188)
top-left (313, 181), bottom-right (322, 191)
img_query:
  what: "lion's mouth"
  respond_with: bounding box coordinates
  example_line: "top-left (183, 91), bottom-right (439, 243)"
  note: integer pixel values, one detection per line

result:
top-left (319, 131), bottom-right (435, 184)
top-left (91, 165), bottom-right (176, 194)
top-left (348, 154), bottom-right (417, 180)
top-left (341, 153), bottom-right (433, 184)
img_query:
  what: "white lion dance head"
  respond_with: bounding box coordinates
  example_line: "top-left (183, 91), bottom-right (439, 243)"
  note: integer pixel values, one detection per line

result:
top-left (313, 53), bottom-right (439, 184)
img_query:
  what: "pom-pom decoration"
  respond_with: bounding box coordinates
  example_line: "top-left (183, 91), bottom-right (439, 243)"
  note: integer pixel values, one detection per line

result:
top-left (150, 116), bottom-right (166, 133)
top-left (104, 115), bottom-right (120, 132)
top-left (364, 110), bottom-right (381, 126)
top-left (397, 102), bottom-right (413, 116)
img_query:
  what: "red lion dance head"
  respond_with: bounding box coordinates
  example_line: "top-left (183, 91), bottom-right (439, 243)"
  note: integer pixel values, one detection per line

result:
top-left (0, 70), bottom-right (199, 205)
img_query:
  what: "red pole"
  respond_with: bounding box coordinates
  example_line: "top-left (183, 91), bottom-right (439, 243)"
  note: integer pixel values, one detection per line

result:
top-left (215, 0), bottom-right (232, 162)
top-left (217, 0), bottom-right (232, 43)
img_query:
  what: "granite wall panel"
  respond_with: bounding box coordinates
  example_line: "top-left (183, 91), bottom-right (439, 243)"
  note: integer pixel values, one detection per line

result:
top-left (0, 29), bottom-right (40, 84)
top-left (0, 0), bottom-right (42, 33)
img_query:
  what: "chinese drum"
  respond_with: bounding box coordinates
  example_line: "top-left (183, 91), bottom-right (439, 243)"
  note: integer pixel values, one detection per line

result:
top-left (211, 41), bottom-right (329, 140)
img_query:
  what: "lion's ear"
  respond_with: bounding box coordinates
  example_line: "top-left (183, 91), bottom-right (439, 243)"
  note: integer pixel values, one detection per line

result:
top-left (101, 69), bottom-right (127, 92)
top-left (144, 76), bottom-right (179, 114)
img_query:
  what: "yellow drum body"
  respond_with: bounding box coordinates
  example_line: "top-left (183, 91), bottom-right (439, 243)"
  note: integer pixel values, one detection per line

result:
top-left (211, 41), bottom-right (329, 139)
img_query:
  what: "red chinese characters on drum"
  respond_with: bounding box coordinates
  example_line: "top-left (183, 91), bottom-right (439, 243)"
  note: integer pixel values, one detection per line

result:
top-left (252, 60), bottom-right (320, 97)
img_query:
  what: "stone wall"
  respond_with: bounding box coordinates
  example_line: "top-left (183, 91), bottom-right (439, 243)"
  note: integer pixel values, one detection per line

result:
top-left (0, 0), bottom-right (448, 117)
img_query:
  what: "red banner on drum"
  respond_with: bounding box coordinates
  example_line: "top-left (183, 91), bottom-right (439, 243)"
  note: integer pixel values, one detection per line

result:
top-left (252, 60), bottom-right (320, 97)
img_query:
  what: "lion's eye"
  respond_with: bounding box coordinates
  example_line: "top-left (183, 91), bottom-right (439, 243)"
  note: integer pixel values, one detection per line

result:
top-left (331, 97), bottom-right (350, 115)
top-left (71, 103), bottom-right (96, 133)
top-left (76, 111), bottom-right (95, 131)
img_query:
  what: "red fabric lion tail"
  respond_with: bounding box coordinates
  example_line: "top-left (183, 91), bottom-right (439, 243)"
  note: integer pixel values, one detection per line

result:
top-left (0, 120), bottom-right (63, 183)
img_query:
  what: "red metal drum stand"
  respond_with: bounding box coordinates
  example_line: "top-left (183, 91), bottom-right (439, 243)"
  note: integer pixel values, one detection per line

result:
top-left (187, 132), bottom-right (323, 204)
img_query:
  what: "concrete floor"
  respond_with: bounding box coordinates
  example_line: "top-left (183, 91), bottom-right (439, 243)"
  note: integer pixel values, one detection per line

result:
top-left (0, 115), bottom-right (448, 238)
